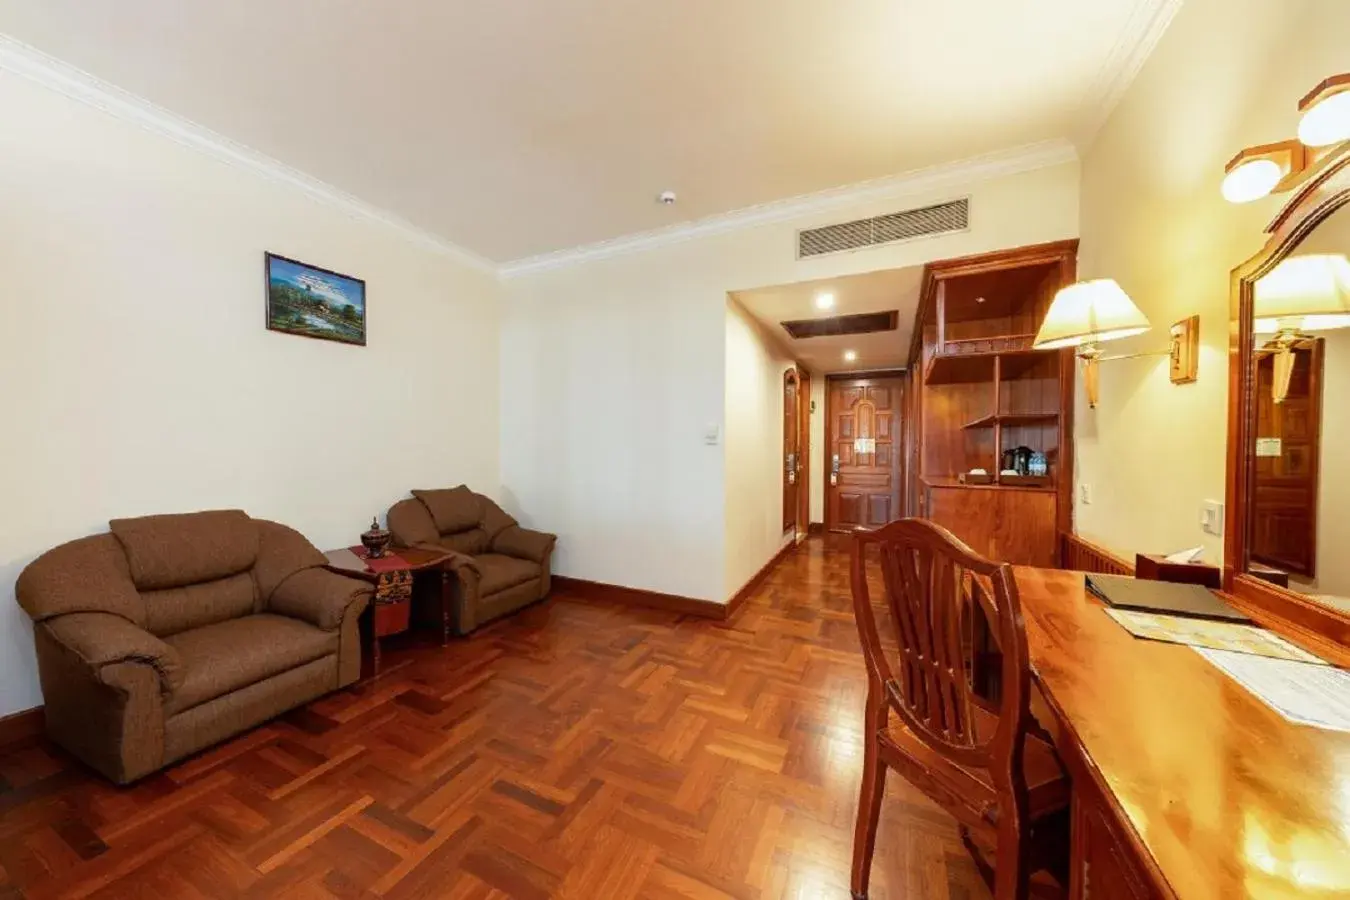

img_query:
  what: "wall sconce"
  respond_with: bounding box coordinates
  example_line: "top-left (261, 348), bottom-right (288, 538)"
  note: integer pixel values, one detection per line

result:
top-left (1033, 279), bottom-right (1199, 409)
top-left (1254, 253), bottom-right (1350, 402)
top-left (1223, 72), bottom-right (1350, 203)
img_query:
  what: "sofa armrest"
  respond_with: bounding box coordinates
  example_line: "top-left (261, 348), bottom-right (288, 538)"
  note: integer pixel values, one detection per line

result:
top-left (491, 526), bottom-right (556, 564)
top-left (269, 568), bottom-right (371, 631)
top-left (42, 612), bottom-right (184, 693)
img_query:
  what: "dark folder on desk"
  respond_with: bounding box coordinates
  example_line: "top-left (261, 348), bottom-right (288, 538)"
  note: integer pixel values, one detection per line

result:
top-left (1085, 574), bottom-right (1250, 623)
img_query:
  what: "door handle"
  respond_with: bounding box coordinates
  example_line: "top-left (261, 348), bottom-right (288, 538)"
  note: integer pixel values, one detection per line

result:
top-left (786, 452), bottom-right (797, 485)
top-left (831, 454), bottom-right (840, 486)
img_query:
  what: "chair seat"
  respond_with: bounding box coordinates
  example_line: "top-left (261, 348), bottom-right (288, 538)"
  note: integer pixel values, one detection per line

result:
top-left (476, 553), bottom-right (540, 595)
top-left (880, 703), bottom-right (1069, 828)
top-left (164, 614), bottom-right (337, 715)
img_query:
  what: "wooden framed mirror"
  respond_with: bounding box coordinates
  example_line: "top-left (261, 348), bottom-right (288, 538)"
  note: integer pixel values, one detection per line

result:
top-left (1226, 143), bottom-right (1350, 646)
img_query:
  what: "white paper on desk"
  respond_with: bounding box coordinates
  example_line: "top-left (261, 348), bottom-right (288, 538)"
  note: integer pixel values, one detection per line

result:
top-left (1196, 647), bottom-right (1350, 732)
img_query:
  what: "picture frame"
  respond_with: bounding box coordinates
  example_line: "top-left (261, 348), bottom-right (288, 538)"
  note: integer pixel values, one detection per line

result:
top-left (265, 252), bottom-right (367, 346)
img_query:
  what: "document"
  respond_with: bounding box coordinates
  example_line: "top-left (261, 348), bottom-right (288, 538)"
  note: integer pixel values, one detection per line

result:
top-left (1196, 648), bottom-right (1350, 733)
top-left (1104, 608), bottom-right (1325, 663)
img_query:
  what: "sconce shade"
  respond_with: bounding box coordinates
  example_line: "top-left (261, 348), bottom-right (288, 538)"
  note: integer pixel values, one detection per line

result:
top-left (1034, 279), bottom-right (1152, 350)
top-left (1222, 158), bottom-right (1284, 203)
top-left (1254, 254), bottom-right (1350, 333)
top-left (1298, 75), bottom-right (1350, 148)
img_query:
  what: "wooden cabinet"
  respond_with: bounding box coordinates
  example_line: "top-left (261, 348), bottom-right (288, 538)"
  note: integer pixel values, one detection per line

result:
top-left (907, 240), bottom-right (1078, 565)
top-left (926, 483), bottom-right (1057, 567)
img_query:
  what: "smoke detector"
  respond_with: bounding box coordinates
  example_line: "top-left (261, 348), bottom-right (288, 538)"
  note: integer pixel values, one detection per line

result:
top-left (658, 190), bottom-right (677, 205)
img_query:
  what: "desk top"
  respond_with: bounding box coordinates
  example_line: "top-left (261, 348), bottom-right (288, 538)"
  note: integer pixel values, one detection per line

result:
top-left (1015, 566), bottom-right (1350, 900)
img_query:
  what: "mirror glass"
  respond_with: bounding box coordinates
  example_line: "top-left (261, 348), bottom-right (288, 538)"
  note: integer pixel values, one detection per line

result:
top-left (1246, 202), bottom-right (1350, 612)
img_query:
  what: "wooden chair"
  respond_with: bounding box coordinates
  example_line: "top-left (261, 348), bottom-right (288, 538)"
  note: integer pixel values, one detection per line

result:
top-left (849, 519), bottom-right (1070, 900)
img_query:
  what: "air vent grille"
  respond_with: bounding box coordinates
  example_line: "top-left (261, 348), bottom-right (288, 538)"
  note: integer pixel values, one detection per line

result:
top-left (797, 198), bottom-right (968, 258)
top-left (781, 311), bottom-right (899, 340)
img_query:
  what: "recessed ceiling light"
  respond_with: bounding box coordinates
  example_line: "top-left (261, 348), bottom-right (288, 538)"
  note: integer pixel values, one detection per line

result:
top-left (658, 190), bottom-right (677, 205)
top-left (815, 292), bottom-right (836, 310)
top-left (976, 296), bottom-right (987, 304)
top-left (844, 350), bottom-right (858, 362)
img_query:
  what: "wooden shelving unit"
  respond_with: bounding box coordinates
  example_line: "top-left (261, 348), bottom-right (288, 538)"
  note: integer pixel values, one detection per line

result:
top-left (905, 240), bottom-right (1079, 568)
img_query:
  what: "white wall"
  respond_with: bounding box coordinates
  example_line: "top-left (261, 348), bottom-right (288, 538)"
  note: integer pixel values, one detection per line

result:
top-left (1075, 0), bottom-right (1350, 562)
top-left (0, 70), bottom-right (502, 716)
top-left (723, 299), bottom-right (795, 597)
top-left (501, 161), bottom-right (1080, 601)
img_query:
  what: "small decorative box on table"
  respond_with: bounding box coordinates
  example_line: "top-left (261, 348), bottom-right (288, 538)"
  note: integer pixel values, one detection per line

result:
top-left (323, 545), bottom-right (455, 677)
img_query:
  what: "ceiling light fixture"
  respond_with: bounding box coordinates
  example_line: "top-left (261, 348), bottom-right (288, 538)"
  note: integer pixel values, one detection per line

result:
top-left (1221, 73), bottom-right (1350, 203)
top-left (844, 350), bottom-right (858, 362)
top-left (815, 292), bottom-right (836, 310)
top-left (1221, 142), bottom-right (1307, 204)
top-left (658, 190), bottom-right (677, 205)
top-left (1298, 74), bottom-right (1350, 148)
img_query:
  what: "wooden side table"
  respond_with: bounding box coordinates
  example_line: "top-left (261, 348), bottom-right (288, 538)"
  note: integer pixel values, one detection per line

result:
top-left (324, 546), bottom-right (454, 676)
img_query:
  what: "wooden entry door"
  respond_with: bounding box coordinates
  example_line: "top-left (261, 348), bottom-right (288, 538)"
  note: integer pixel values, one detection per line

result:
top-left (1251, 341), bottom-right (1323, 576)
top-left (783, 369), bottom-right (801, 533)
top-left (827, 375), bottom-right (904, 531)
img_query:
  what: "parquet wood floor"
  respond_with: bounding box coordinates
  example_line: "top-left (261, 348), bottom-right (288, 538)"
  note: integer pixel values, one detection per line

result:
top-left (0, 536), bottom-right (989, 899)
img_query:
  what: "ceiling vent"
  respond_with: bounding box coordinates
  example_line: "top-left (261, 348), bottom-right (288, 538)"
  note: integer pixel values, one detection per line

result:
top-left (797, 198), bottom-right (969, 259)
top-left (781, 311), bottom-right (899, 340)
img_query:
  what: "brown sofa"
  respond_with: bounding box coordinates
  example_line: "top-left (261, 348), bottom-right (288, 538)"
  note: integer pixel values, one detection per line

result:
top-left (15, 510), bottom-right (371, 784)
top-left (387, 487), bottom-right (556, 634)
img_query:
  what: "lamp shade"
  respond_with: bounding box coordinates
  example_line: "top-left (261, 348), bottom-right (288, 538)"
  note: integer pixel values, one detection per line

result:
top-left (1254, 254), bottom-right (1350, 333)
top-left (1033, 279), bottom-right (1151, 350)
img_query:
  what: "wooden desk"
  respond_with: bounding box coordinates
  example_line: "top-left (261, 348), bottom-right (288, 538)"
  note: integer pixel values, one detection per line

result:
top-left (1015, 567), bottom-right (1350, 900)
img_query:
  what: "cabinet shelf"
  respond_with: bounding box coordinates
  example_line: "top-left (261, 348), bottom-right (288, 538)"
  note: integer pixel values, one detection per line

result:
top-left (961, 411), bottom-right (1060, 430)
top-left (922, 476), bottom-right (1057, 494)
top-left (925, 347), bottom-right (1058, 385)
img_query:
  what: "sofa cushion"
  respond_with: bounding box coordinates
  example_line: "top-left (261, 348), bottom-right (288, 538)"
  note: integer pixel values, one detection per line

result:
top-left (163, 614), bottom-right (337, 715)
top-left (480, 498), bottom-right (518, 542)
top-left (142, 571), bottom-right (258, 637)
top-left (413, 487), bottom-right (481, 534)
top-left (476, 554), bottom-right (540, 595)
top-left (437, 529), bottom-right (489, 556)
top-left (110, 510), bottom-right (258, 591)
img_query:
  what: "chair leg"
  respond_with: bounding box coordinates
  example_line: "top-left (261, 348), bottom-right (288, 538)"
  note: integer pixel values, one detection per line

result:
top-left (992, 827), bottom-right (1033, 900)
top-left (850, 688), bottom-right (887, 900)
top-left (960, 827), bottom-right (995, 891)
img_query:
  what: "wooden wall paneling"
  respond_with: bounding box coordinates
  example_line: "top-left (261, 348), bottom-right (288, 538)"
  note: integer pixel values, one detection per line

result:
top-left (926, 485), bottom-right (1057, 567)
top-left (1059, 533), bottom-right (1136, 576)
top-left (797, 367), bottom-right (812, 537)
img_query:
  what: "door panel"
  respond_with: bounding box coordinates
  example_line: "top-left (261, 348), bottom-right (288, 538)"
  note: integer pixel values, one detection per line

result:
top-left (1251, 341), bottom-right (1323, 576)
top-left (783, 369), bottom-right (800, 533)
top-left (827, 375), bottom-right (904, 531)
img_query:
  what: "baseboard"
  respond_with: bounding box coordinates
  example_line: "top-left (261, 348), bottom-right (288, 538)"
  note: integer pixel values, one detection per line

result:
top-left (552, 576), bottom-right (728, 620)
top-left (726, 540), bottom-right (799, 617)
top-left (0, 706), bottom-right (43, 751)
top-left (807, 523), bottom-right (825, 535)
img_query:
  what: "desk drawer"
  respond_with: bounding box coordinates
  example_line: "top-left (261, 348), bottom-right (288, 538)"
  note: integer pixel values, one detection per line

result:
top-left (1071, 782), bottom-right (1164, 900)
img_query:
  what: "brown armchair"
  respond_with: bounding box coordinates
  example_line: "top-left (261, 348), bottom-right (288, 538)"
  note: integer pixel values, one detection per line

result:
top-left (387, 487), bottom-right (556, 634)
top-left (15, 510), bottom-right (371, 784)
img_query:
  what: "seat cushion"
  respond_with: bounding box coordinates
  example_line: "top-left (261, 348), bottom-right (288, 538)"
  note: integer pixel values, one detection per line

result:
top-left (880, 703), bottom-right (1069, 826)
top-left (476, 553), bottom-right (540, 595)
top-left (164, 614), bottom-right (337, 715)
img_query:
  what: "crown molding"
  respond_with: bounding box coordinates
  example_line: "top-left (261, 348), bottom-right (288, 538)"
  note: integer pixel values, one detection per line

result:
top-left (499, 139), bottom-right (1078, 279)
top-left (0, 34), bottom-right (499, 276)
top-left (1075, 0), bottom-right (1183, 149)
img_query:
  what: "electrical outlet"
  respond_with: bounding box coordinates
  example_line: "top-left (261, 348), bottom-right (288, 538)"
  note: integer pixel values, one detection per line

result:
top-left (1079, 483), bottom-right (1092, 505)
top-left (1202, 500), bottom-right (1225, 536)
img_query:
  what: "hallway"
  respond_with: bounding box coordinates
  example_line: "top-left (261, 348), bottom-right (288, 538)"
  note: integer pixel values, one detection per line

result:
top-left (0, 537), bottom-right (988, 899)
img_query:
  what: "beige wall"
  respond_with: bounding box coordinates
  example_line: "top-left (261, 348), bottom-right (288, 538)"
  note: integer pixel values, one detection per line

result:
top-left (1075, 0), bottom-right (1350, 562)
top-left (502, 162), bottom-right (1080, 602)
top-left (0, 70), bottom-right (502, 716)
top-left (809, 375), bottom-right (826, 525)
top-left (723, 299), bottom-right (796, 597)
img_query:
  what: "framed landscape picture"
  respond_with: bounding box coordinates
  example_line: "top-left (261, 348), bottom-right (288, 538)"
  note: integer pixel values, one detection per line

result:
top-left (265, 253), bottom-right (366, 346)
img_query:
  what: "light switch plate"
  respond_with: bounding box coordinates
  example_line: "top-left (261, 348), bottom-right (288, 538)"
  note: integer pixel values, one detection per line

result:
top-left (1079, 483), bottom-right (1092, 505)
top-left (1202, 500), bottom-right (1224, 536)
top-left (703, 423), bottom-right (721, 445)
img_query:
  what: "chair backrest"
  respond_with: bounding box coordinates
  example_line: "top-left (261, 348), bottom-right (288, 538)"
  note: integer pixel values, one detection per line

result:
top-left (850, 518), bottom-right (1033, 785)
top-left (391, 488), bottom-right (519, 556)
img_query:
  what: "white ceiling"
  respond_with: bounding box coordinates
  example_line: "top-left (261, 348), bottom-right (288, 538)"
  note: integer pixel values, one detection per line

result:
top-left (0, 0), bottom-right (1176, 264)
top-left (733, 267), bottom-right (923, 374)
